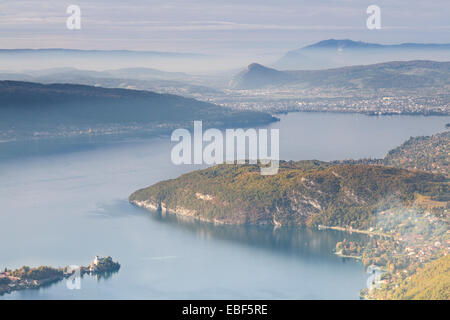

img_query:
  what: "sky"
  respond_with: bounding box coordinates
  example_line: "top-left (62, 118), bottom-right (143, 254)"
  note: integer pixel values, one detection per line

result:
top-left (1, 0), bottom-right (449, 62)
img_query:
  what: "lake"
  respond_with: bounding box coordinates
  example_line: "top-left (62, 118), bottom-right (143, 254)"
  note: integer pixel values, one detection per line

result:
top-left (0, 112), bottom-right (448, 299)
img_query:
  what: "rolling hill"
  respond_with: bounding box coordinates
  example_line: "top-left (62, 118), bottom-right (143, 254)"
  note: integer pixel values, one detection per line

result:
top-left (0, 67), bottom-right (222, 98)
top-left (230, 60), bottom-right (450, 90)
top-left (0, 80), bottom-right (276, 141)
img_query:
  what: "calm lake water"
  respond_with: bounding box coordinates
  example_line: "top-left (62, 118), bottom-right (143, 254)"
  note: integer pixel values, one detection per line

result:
top-left (0, 112), bottom-right (448, 299)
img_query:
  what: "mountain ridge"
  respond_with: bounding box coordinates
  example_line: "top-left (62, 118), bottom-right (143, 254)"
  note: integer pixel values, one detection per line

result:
top-left (0, 80), bottom-right (276, 141)
top-left (0, 48), bottom-right (203, 57)
top-left (231, 60), bottom-right (450, 90)
top-left (275, 39), bottom-right (450, 70)
top-left (302, 39), bottom-right (450, 51)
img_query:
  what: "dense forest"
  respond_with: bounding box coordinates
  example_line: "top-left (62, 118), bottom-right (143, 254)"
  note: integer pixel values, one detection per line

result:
top-left (130, 161), bottom-right (448, 228)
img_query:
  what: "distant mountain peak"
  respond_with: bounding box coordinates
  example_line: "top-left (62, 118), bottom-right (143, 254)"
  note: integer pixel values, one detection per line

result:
top-left (303, 39), bottom-right (382, 50)
top-left (247, 63), bottom-right (268, 70)
top-left (275, 39), bottom-right (450, 70)
top-left (230, 63), bottom-right (294, 89)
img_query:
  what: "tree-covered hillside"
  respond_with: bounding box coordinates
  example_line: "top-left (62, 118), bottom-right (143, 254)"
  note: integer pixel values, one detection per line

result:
top-left (130, 161), bottom-right (448, 228)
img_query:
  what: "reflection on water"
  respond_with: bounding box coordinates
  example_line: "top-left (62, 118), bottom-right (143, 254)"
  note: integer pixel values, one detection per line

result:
top-left (145, 207), bottom-right (367, 261)
top-left (93, 270), bottom-right (120, 282)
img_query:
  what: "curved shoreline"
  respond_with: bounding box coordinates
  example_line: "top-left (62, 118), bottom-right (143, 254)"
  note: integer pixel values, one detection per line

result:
top-left (130, 199), bottom-right (231, 225)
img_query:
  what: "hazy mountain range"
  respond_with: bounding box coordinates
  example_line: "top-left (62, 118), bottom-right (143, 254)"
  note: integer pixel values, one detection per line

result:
top-left (0, 49), bottom-right (210, 73)
top-left (274, 39), bottom-right (450, 70)
top-left (2, 39), bottom-right (450, 73)
top-left (0, 66), bottom-right (196, 83)
top-left (0, 67), bottom-right (225, 98)
top-left (2, 39), bottom-right (450, 88)
top-left (0, 48), bottom-right (202, 58)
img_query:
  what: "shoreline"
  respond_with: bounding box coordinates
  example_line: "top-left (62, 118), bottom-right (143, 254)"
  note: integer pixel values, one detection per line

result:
top-left (0, 256), bottom-right (120, 296)
top-left (318, 225), bottom-right (393, 238)
top-left (334, 252), bottom-right (362, 260)
top-left (131, 200), bottom-right (398, 236)
top-left (131, 199), bottom-right (241, 225)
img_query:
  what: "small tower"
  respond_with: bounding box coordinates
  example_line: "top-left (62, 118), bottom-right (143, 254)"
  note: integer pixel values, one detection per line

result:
top-left (89, 255), bottom-right (101, 272)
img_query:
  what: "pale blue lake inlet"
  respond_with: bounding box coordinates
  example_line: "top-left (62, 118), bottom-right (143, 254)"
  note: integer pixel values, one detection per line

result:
top-left (0, 112), bottom-right (448, 299)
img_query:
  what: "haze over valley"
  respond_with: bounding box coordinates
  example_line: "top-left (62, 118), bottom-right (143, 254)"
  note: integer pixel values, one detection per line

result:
top-left (1, 0), bottom-right (449, 301)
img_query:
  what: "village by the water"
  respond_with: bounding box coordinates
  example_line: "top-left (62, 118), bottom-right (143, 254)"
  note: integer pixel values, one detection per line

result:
top-left (0, 256), bottom-right (120, 296)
